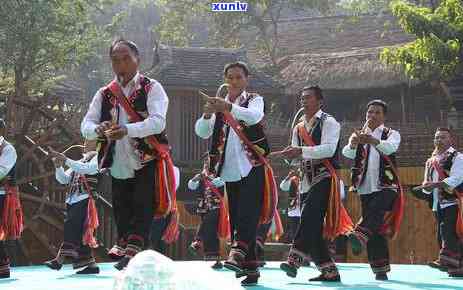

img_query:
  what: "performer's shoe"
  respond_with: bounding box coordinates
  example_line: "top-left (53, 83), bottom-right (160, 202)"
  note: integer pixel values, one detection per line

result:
top-left (44, 259), bottom-right (63, 271)
top-left (76, 265), bottom-right (100, 274)
top-left (256, 261), bottom-right (266, 268)
top-left (235, 270), bottom-right (247, 278)
top-left (114, 257), bottom-right (130, 271)
top-left (280, 262), bottom-right (297, 278)
top-left (428, 260), bottom-right (447, 271)
top-left (211, 261), bottom-right (223, 270)
top-left (224, 256), bottom-right (244, 273)
top-left (348, 234), bottom-right (363, 256)
top-left (309, 273), bottom-right (341, 282)
top-left (240, 272), bottom-right (260, 287)
top-left (449, 272), bottom-right (463, 278)
top-left (108, 245), bottom-right (125, 261)
top-left (375, 273), bottom-right (388, 281)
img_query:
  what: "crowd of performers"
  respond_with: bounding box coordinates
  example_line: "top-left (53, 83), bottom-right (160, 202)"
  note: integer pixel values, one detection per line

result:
top-left (0, 39), bottom-right (462, 286)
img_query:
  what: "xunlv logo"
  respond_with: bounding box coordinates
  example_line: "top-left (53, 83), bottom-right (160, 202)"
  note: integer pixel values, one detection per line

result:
top-left (211, 2), bottom-right (248, 12)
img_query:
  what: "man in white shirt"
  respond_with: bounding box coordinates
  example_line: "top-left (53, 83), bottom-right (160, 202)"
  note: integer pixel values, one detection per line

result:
top-left (417, 127), bottom-right (463, 278)
top-left (279, 170), bottom-right (301, 243)
top-left (342, 99), bottom-right (402, 281)
top-left (195, 61), bottom-right (270, 286)
top-left (44, 140), bottom-right (100, 274)
top-left (0, 119), bottom-right (22, 279)
top-left (81, 39), bottom-right (170, 270)
top-left (277, 86), bottom-right (348, 282)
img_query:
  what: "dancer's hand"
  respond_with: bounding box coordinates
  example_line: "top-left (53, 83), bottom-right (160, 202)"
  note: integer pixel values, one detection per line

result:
top-left (105, 125), bottom-right (128, 141)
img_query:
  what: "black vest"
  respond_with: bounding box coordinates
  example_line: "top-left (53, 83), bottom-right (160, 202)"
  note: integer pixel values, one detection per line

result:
top-left (209, 93), bottom-right (270, 176)
top-left (97, 76), bottom-right (169, 168)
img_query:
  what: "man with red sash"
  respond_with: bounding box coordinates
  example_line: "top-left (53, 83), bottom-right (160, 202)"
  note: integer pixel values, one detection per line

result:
top-left (81, 39), bottom-right (176, 270)
top-left (44, 140), bottom-right (100, 274)
top-left (195, 61), bottom-right (278, 286)
top-left (0, 119), bottom-right (23, 279)
top-left (276, 85), bottom-right (352, 282)
top-left (418, 127), bottom-right (463, 277)
top-left (188, 155), bottom-right (228, 269)
top-left (342, 99), bottom-right (403, 281)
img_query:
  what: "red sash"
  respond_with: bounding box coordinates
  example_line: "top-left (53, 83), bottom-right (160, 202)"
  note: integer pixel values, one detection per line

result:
top-left (378, 153), bottom-right (404, 239)
top-left (297, 124), bottom-right (353, 240)
top-left (222, 110), bottom-right (278, 225)
top-left (107, 80), bottom-right (177, 219)
top-left (201, 176), bottom-right (230, 240)
top-left (430, 157), bottom-right (463, 241)
top-left (80, 176), bottom-right (100, 248)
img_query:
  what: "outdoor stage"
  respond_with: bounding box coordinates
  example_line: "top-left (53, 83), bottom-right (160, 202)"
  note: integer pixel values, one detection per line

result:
top-left (0, 261), bottom-right (461, 290)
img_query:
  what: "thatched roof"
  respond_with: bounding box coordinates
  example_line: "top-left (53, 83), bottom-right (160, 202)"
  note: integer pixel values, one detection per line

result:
top-left (278, 46), bottom-right (418, 92)
top-left (243, 14), bottom-right (415, 67)
top-left (148, 45), bottom-right (282, 95)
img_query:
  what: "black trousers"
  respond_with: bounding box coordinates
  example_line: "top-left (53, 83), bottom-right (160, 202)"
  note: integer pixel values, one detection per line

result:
top-left (196, 208), bottom-right (220, 258)
top-left (434, 207), bottom-right (443, 249)
top-left (439, 205), bottom-right (463, 273)
top-left (112, 160), bottom-right (157, 249)
top-left (357, 189), bottom-right (397, 274)
top-left (150, 213), bottom-right (171, 255)
top-left (286, 216), bottom-right (300, 243)
top-left (226, 165), bottom-right (265, 269)
top-left (292, 178), bottom-right (333, 269)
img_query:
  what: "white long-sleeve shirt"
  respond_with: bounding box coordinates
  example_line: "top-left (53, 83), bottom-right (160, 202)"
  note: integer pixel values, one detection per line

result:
top-left (0, 139), bottom-right (17, 195)
top-left (422, 147), bottom-right (463, 210)
top-left (55, 153), bottom-right (99, 204)
top-left (195, 91), bottom-right (264, 182)
top-left (343, 124), bottom-right (401, 195)
top-left (81, 72), bottom-right (169, 179)
top-left (291, 110), bottom-right (340, 193)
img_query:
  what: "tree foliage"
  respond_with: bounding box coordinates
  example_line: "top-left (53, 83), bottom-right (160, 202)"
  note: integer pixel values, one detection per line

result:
top-left (0, 0), bottom-right (121, 96)
top-left (381, 0), bottom-right (463, 81)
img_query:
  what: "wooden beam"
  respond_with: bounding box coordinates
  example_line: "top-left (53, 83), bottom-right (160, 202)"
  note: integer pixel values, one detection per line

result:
top-left (36, 214), bottom-right (64, 231)
top-left (20, 192), bottom-right (65, 210)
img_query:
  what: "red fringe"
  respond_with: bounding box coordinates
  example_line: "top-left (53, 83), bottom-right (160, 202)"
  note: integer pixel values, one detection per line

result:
top-left (162, 209), bottom-right (179, 244)
top-left (0, 186), bottom-right (24, 241)
top-left (108, 80), bottom-right (177, 219)
top-left (271, 210), bottom-right (284, 241)
top-left (456, 193), bottom-right (463, 242)
top-left (222, 111), bottom-right (279, 227)
top-left (82, 197), bottom-right (99, 248)
top-left (297, 125), bottom-right (353, 241)
top-left (217, 199), bottom-right (230, 240)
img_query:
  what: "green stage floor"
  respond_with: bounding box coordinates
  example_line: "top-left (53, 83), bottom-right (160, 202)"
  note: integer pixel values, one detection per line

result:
top-left (0, 261), bottom-right (461, 290)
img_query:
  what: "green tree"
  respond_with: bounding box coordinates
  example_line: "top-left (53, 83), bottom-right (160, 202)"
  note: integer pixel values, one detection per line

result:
top-left (154, 0), bottom-right (337, 67)
top-left (381, 0), bottom-right (462, 81)
top-left (0, 0), bottom-right (121, 129)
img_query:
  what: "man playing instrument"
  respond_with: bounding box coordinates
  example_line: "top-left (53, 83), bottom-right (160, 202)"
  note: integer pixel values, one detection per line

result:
top-left (275, 86), bottom-right (352, 282)
top-left (416, 128), bottom-right (463, 277)
top-left (342, 99), bottom-right (403, 280)
top-left (195, 61), bottom-right (277, 286)
top-left (81, 39), bottom-right (176, 270)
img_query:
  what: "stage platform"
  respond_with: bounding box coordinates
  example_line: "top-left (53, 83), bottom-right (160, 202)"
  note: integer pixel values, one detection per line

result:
top-left (0, 261), bottom-right (461, 290)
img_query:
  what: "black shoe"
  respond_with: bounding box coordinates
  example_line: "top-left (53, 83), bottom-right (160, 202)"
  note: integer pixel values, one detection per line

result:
top-left (449, 272), bottom-right (463, 278)
top-left (211, 261), bottom-right (223, 270)
top-left (256, 261), bottom-right (266, 268)
top-left (428, 260), bottom-right (447, 271)
top-left (309, 273), bottom-right (341, 282)
top-left (280, 262), bottom-right (297, 278)
top-left (241, 273), bottom-right (259, 286)
top-left (76, 266), bottom-right (100, 274)
top-left (114, 257), bottom-right (130, 271)
top-left (108, 245), bottom-right (125, 261)
top-left (0, 271), bottom-right (10, 279)
top-left (44, 259), bottom-right (63, 271)
top-left (375, 273), bottom-right (388, 280)
top-left (224, 260), bottom-right (243, 273)
top-left (348, 234), bottom-right (363, 256)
